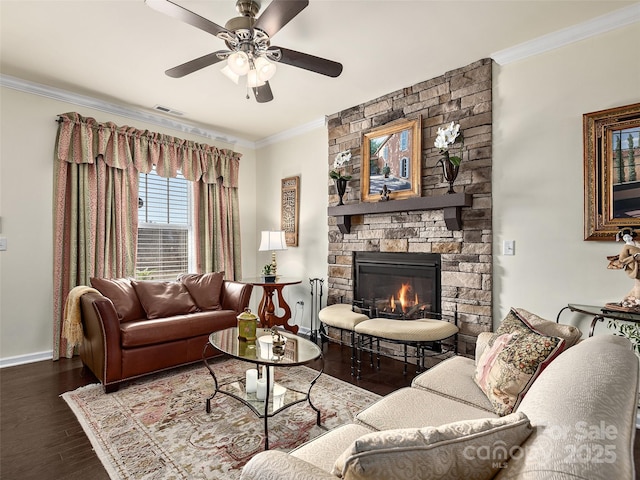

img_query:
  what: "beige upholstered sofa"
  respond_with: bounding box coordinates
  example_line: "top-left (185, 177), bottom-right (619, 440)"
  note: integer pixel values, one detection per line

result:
top-left (241, 309), bottom-right (639, 480)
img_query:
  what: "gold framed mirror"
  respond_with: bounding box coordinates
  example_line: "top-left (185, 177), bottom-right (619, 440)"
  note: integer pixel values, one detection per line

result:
top-left (584, 103), bottom-right (640, 241)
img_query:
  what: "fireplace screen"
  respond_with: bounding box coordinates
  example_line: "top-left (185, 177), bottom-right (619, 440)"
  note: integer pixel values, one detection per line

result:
top-left (353, 252), bottom-right (441, 319)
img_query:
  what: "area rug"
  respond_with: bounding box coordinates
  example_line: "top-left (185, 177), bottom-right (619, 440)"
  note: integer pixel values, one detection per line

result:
top-left (62, 359), bottom-right (380, 479)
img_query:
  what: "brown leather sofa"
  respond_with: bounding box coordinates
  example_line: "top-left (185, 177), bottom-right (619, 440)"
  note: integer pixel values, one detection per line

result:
top-left (79, 273), bottom-right (253, 392)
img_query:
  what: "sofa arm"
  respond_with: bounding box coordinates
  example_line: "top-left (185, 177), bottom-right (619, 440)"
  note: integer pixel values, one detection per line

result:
top-left (221, 280), bottom-right (253, 315)
top-left (240, 451), bottom-right (336, 480)
top-left (79, 292), bottom-right (123, 389)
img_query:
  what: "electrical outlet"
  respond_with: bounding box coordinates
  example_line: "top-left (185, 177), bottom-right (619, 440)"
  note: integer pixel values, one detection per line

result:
top-left (296, 300), bottom-right (304, 306)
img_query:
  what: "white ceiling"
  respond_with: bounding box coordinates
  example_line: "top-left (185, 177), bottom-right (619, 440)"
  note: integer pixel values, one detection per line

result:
top-left (1, 1), bottom-right (636, 144)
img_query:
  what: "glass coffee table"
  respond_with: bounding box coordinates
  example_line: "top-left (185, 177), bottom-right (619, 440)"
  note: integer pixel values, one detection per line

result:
top-left (203, 327), bottom-right (323, 450)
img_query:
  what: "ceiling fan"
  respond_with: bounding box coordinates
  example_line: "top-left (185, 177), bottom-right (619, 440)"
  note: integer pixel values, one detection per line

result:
top-left (145, 0), bottom-right (343, 103)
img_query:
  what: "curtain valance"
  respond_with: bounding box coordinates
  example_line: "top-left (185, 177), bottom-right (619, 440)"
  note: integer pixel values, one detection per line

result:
top-left (55, 112), bottom-right (241, 187)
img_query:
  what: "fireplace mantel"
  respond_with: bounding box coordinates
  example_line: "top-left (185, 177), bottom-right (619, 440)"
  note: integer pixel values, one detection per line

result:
top-left (328, 192), bottom-right (473, 233)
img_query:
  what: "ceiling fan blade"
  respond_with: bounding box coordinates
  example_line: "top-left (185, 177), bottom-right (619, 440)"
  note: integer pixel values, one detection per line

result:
top-left (253, 82), bottom-right (274, 103)
top-left (276, 47), bottom-right (343, 78)
top-left (145, 0), bottom-right (228, 37)
top-left (253, 0), bottom-right (309, 37)
top-left (165, 52), bottom-right (225, 78)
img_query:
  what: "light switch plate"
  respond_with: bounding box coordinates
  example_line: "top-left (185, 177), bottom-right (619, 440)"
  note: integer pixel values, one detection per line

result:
top-left (503, 240), bottom-right (515, 256)
top-left (0, 237), bottom-right (7, 251)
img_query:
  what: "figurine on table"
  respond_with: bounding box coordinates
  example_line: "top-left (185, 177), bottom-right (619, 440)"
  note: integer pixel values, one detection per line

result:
top-left (607, 228), bottom-right (640, 310)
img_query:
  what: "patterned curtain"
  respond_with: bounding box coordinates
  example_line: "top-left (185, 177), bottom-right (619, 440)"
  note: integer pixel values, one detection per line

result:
top-left (193, 149), bottom-right (241, 279)
top-left (53, 112), bottom-right (242, 359)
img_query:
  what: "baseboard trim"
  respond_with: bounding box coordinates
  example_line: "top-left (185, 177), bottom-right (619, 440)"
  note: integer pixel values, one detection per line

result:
top-left (0, 350), bottom-right (53, 368)
top-left (296, 326), bottom-right (311, 336)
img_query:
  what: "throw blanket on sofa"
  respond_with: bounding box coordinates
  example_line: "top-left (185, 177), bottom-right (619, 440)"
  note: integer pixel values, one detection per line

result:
top-left (63, 286), bottom-right (100, 348)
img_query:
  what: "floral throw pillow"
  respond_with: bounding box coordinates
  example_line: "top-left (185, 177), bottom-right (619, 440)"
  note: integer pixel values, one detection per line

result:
top-left (474, 308), bottom-right (565, 416)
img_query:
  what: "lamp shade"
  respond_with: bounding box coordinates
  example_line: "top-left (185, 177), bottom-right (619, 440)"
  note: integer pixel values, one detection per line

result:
top-left (247, 68), bottom-right (265, 88)
top-left (227, 51), bottom-right (250, 76)
top-left (254, 56), bottom-right (276, 82)
top-left (221, 65), bottom-right (240, 84)
top-left (259, 231), bottom-right (287, 251)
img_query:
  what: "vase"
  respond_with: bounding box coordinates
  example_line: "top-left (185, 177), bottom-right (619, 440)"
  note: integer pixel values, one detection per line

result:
top-left (438, 155), bottom-right (459, 194)
top-left (335, 178), bottom-right (348, 206)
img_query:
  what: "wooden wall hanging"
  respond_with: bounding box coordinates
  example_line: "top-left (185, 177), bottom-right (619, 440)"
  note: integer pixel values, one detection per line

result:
top-left (281, 176), bottom-right (300, 247)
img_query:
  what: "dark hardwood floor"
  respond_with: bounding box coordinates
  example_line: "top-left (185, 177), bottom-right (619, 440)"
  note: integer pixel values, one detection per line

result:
top-left (0, 343), bottom-right (411, 479)
top-left (1, 343), bottom-right (638, 479)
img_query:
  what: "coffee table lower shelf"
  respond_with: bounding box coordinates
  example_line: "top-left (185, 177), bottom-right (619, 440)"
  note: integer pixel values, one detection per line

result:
top-left (203, 343), bottom-right (324, 450)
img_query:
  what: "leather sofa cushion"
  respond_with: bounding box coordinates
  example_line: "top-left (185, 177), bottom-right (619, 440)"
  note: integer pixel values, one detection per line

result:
top-left (132, 280), bottom-right (198, 319)
top-left (179, 272), bottom-right (224, 311)
top-left (90, 277), bottom-right (145, 322)
top-left (120, 310), bottom-right (237, 347)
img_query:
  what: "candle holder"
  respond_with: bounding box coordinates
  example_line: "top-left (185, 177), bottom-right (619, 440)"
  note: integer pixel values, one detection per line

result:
top-left (270, 327), bottom-right (286, 359)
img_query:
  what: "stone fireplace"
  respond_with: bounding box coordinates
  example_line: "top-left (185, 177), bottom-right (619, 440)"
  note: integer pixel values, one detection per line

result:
top-left (326, 59), bottom-right (493, 356)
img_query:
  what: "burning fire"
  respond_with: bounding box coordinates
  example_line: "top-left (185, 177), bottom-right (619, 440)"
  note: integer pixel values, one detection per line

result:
top-left (390, 283), bottom-right (419, 313)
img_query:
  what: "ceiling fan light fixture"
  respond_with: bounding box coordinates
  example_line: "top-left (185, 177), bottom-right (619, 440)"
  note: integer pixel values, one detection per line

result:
top-left (247, 68), bottom-right (265, 88)
top-left (254, 56), bottom-right (276, 82)
top-left (227, 51), bottom-right (250, 76)
top-left (221, 65), bottom-right (240, 84)
top-left (148, 0), bottom-right (342, 103)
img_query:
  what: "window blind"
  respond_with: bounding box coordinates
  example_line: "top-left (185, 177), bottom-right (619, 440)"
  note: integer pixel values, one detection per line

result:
top-left (136, 170), bottom-right (191, 280)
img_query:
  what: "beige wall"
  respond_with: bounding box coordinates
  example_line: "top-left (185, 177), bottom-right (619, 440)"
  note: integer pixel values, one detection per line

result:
top-left (253, 128), bottom-right (330, 330)
top-left (0, 87), bottom-right (257, 363)
top-left (492, 23), bottom-right (640, 333)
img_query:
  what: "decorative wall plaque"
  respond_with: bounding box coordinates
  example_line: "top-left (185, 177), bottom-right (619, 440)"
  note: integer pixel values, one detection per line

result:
top-left (281, 176), bottom-right (299, 247)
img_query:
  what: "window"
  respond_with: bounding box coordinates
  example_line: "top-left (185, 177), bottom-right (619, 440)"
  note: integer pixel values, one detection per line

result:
top-left (400, 130), bottom-right (409, 151)
top-left (400, 157), bottom-right (409, 178)
top-left (136, 169), bottom-right (192, 280)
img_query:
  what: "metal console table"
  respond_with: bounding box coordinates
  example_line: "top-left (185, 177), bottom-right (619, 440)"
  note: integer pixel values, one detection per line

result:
top-left (556, 303), bottom-right (640, 337)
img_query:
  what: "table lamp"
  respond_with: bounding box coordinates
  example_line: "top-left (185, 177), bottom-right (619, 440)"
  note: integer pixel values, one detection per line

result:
top-left (259, 230), bottom-right (287, 276)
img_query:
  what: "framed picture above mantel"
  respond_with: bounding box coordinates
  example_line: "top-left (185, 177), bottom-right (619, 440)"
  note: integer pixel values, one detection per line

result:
top-left (584, 103), bottom-right (640, 241)
top-left (361, 117), bottom-right (422, 202)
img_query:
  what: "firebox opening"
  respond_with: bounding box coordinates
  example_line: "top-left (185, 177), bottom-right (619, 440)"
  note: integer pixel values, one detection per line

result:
top-left (353, 252), bottom-right (441, 320)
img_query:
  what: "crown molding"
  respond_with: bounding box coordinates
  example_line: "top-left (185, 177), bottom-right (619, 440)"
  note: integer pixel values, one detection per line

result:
top-left (255, 117), bottom-right (326, 149)
top-left (0, 74), bottom-right (256, 149)
top-left (492, 3), bottom-right (640, 65)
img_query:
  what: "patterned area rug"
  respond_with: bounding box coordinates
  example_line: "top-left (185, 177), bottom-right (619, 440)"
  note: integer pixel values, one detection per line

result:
top-left (62, 358), bottom-right (380, 479)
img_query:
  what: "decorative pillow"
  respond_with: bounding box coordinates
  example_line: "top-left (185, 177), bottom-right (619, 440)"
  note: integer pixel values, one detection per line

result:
top-left (179, 272), bottom-right (224, 311)
top-left (131, 281), bottom-right (198, 319)
top-left (90, 277), bottom-right (145, 322)
top-left (332, 412), bottom-right (533, 479)
top-left (474, 308), bottom-right (565, 416)
top-left (475, 331), bottom-right (493, 365)
top-left (514, 307), bottom-right (582, 348)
